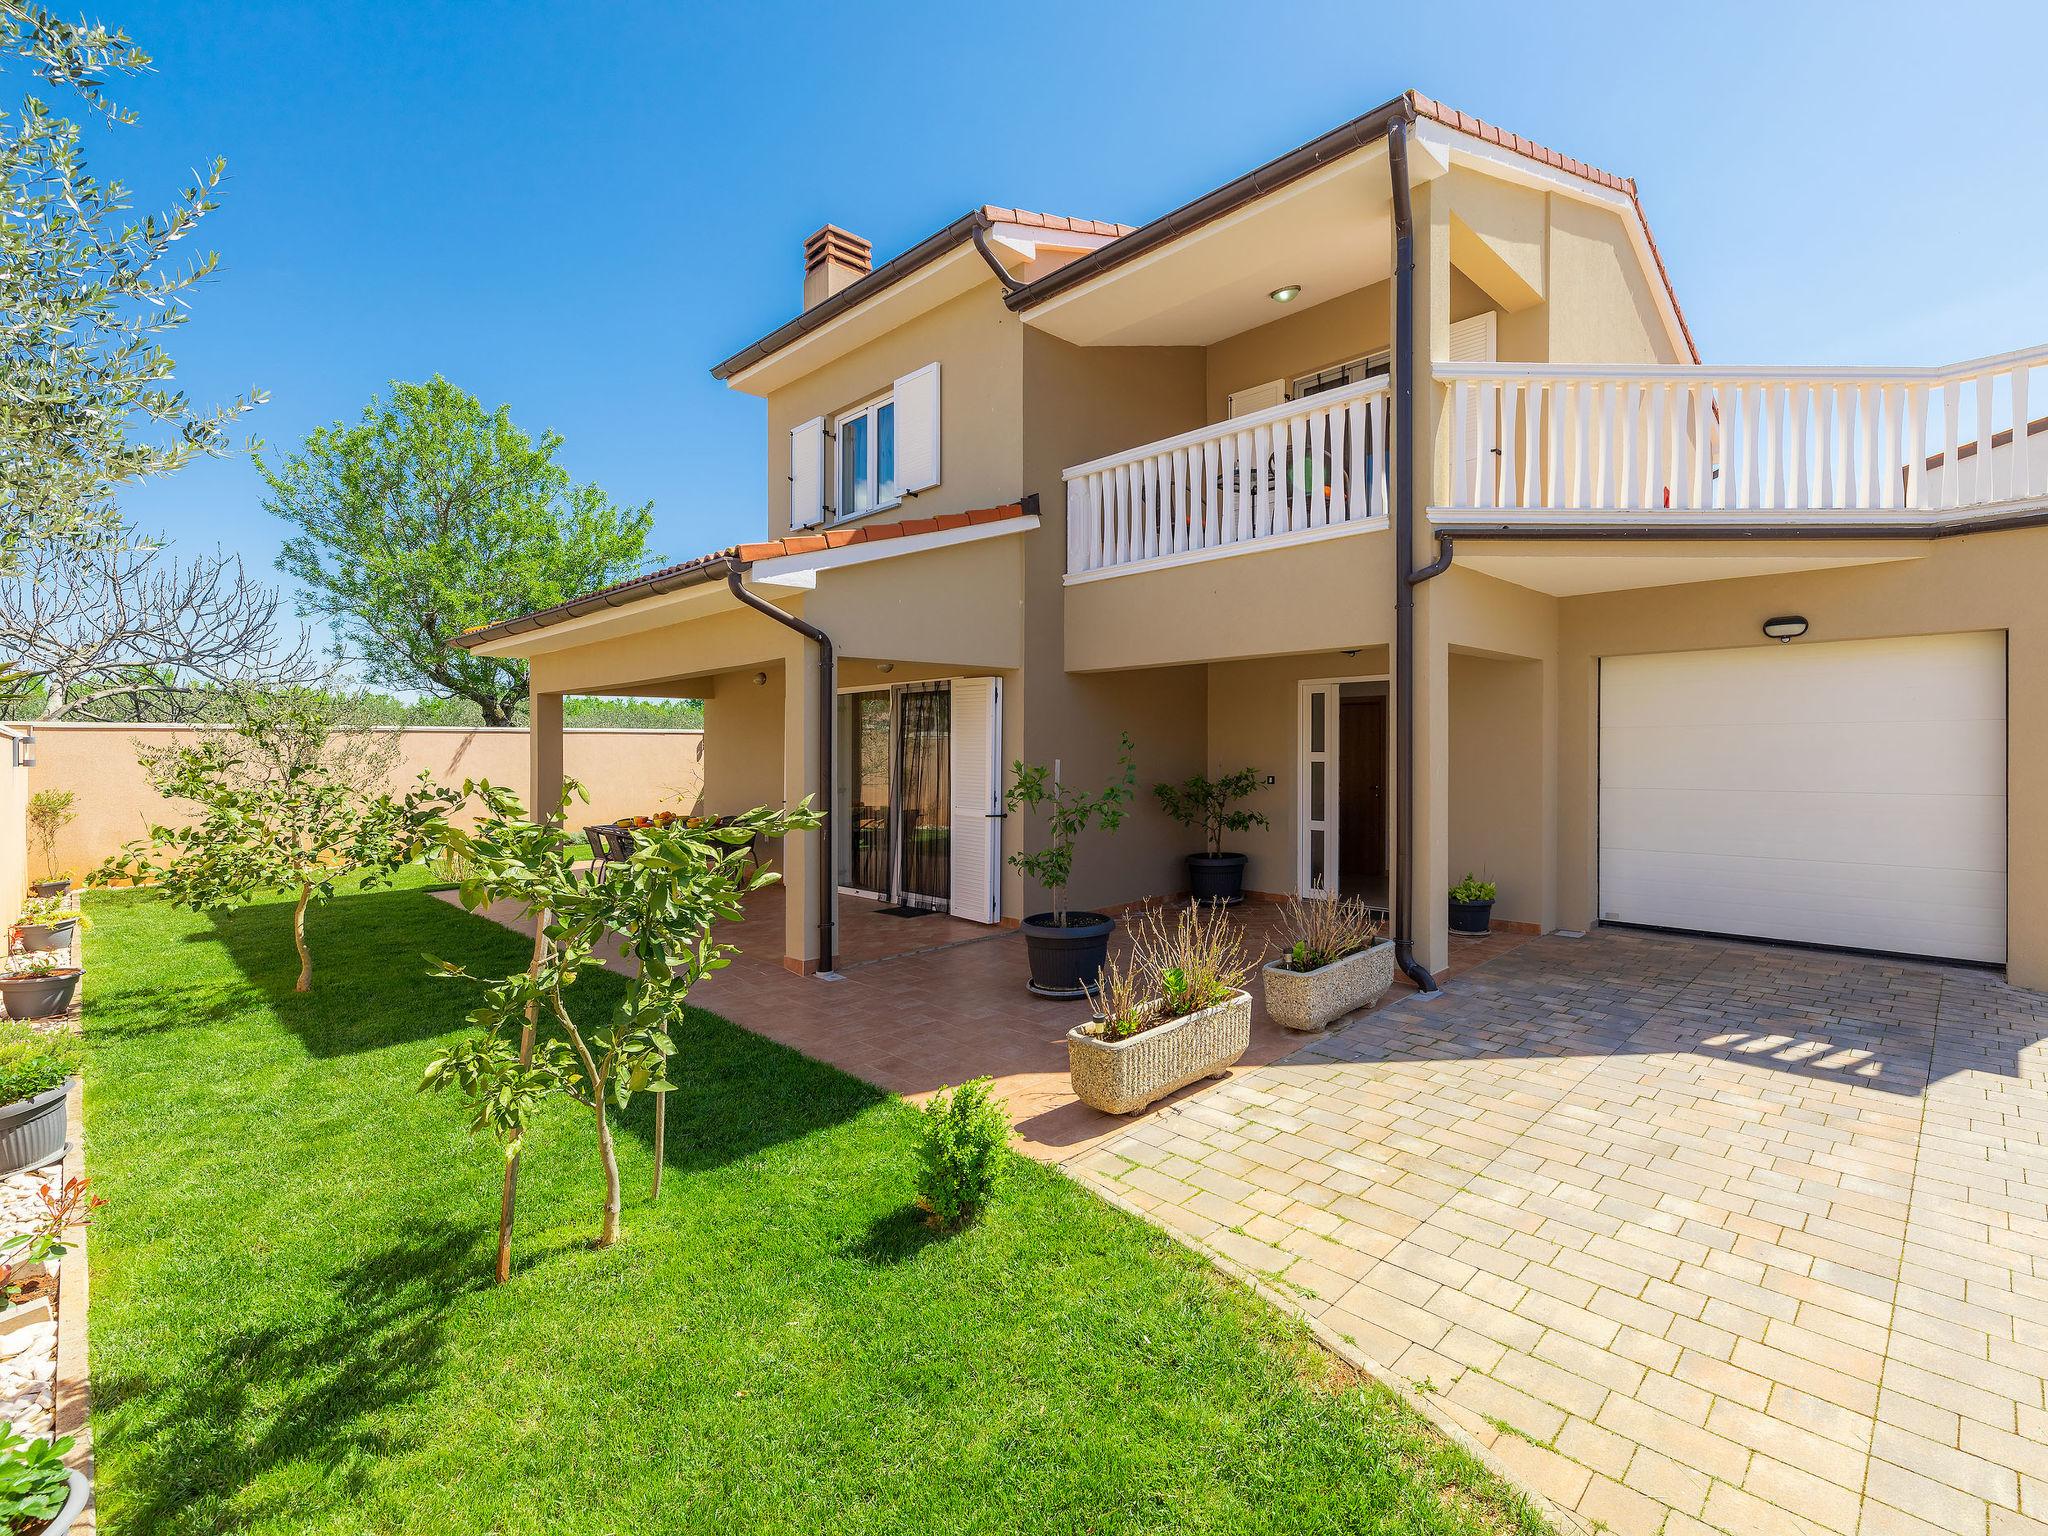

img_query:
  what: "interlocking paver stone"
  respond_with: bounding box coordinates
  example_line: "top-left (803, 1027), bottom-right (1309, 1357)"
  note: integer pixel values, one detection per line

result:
top-left (1074, 929), bottom-right (2048, 1536)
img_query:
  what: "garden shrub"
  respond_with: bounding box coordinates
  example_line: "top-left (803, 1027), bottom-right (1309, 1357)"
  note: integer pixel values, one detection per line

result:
top-left (0, 1025), bottom-right (78, 1108)
top-left (915, 1077), bottom-right (1010, 1230)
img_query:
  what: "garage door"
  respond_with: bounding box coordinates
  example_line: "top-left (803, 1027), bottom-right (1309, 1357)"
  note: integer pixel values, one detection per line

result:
top-left (1599, 632), bottom-right (2006, 964)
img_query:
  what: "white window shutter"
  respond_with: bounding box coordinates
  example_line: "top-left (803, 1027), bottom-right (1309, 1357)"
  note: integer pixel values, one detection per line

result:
top-left (789, 415), bottom-right (826, 529)
top-left (1447, 314), bottom-right (1496, 508)
top-left (948, 675), bottom-right (1001, 924)
top-left (893, 362), bottom-right (941, 493)
top-left (1447, 312), bottom-right (1497, 363)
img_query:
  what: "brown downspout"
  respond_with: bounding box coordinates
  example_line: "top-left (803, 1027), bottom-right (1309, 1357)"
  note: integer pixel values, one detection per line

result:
top-left (725, 569), bottom-right (836, 975)
top-left (1388, 113), bottom-right (1443, 999)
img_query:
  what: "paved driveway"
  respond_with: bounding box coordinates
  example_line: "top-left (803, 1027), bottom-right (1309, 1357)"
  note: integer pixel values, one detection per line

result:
top-left (1074, 929), bottom-right (2048, 1536)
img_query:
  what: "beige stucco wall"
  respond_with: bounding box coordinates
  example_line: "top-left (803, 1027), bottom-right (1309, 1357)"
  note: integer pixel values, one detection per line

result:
top-left (21, 723), bottom-right (705, 878)
top-left (763, 284), bottom-right (1024, 538)
top-left (1448, 651), bottom-right (1546, 927)
top-left (698, 665), bottom-right (786, 817)
top-left (0, 731), bottom-right (27, 931)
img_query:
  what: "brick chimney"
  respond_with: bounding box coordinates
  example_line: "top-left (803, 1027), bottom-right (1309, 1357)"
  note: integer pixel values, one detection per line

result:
top-left (803, 225), bottom-right (872, 310)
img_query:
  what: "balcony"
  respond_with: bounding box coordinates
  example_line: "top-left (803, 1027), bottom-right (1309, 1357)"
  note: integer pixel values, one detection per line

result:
top-left (1064, 377), bottom-right (1390, 580)
top-left (1434, 344), bottom-right (2048, 525)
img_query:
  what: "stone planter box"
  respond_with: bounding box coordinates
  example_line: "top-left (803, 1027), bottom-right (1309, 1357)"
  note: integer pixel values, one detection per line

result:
top-left (1262, 940), bottom-right (1395, 1032)
top-left (0, 1078), bottom-right (72, 1178)
top-left (1067, 990), bottom-right (1251, 1115)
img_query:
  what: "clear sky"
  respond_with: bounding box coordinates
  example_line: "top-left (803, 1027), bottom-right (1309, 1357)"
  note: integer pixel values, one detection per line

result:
top-left (107, 0), bottom-right (2048, 602)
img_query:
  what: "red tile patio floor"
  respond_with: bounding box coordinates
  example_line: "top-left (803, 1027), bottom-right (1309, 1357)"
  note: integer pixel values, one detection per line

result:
top-left (441, 887), bottom-right (1531, 1164)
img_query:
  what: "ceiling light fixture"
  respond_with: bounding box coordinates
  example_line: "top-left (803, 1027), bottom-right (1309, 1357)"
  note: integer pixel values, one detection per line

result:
top-left (1761, 615), bottom-right (1808, 643)
top-left (1269, 284), bottom-right (1301, 303)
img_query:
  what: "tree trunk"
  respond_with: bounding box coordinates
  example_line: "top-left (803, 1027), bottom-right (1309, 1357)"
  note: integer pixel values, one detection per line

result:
top-left (292, 885), bottom-right (313, 992)
top-left (495, 914), bottom-right (549, 1285)
top-left (481, 696), bottom-right (512, 728)
top-left (651, 1092), bottom-right (665, 1202)
top-left (594, 1096), bottom-right (621, 1248)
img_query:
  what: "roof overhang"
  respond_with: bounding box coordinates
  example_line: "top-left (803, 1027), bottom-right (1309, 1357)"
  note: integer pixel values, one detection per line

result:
top-left (1407, 118), bottom-right (1695, 364)
top-left (1017, 143), bottom-right (1397, 347)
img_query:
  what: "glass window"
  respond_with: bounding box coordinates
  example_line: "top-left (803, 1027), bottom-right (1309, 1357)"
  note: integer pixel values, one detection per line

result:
top-left (876, 401), bottom-right (896, 504)
top-left (834, 394), bottom-right (897, 522)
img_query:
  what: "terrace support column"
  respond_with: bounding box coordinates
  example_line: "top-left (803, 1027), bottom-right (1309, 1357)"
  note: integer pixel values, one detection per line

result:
top-left (529, 688), bottom-right (565, 820)
top-left (780, 647), bottom-right (828, 975)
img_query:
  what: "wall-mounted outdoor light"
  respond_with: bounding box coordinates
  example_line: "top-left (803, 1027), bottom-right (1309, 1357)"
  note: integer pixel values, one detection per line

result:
top-left (7, 729), bottom-right (32, 768)
top-left (1268, 284), bottom-right (1301, 303)
top-left (876, 661), bottom-right (894, 674)
top-left (1761, 615), bottom-right (1809, 643)
top-left (753, 670), bottom-right (769, 687)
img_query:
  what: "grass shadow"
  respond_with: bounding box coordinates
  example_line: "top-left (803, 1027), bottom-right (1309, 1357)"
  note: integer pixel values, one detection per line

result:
top-left (841, 1203), bottom-right (945, 1266)
top-left (90, 1216), bottom-right (489, 1533)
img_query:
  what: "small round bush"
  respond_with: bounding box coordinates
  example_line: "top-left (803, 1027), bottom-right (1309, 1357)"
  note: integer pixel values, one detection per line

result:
top-left (914, 1077), bottom-right (1010, 1230)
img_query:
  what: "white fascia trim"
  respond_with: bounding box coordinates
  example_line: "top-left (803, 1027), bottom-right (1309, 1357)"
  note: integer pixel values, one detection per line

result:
top-left (1019, 142), bottom-right (1390, 331)
top-left (747, 513), bottom-right (1039, 586)
top-left (1064, 516), bottom-right (1386, 586)
top-left (1413, 118), bottom-right (1691, 366)
top-left (1428, 497), bottom-right (2048, 530)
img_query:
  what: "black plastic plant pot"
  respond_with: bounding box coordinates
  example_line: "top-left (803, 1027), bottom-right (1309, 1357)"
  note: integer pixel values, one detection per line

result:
top-left (1187, 853), bottom-right (1249, 906)
top-left (1020, 912), bottom-right (1115, 999)
top-left (15, 920), bottom-right (76, 954)
top-left (31, 879), bottom-right (70, 898)
top-left (1448, 898), bottom-right (1495, 936)
top-left (0, 1077), bottom-right (73, 1178)
top-left (0, 970), bottom-right (79, 1021)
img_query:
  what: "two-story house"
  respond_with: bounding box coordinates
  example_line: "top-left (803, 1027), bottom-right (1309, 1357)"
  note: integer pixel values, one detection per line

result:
top-left (455, 91), bottom-right (2048, 993)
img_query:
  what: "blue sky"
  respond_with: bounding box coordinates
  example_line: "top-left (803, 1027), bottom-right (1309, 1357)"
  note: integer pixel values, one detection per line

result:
top-left (107, 0), bottom-right (2048, 607)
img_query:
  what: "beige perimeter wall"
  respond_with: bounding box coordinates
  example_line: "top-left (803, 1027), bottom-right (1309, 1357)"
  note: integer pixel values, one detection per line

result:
top-left (17, 724), bottom-right (705, 879)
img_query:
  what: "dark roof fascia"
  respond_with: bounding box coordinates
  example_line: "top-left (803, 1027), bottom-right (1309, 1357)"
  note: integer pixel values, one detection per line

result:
top-left (450, 553), bottom-right (746, 652)
top-left (1002, 94), bottom-right (1413, 315)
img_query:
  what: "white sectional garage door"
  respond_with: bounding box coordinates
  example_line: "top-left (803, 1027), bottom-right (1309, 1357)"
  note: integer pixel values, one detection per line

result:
top-left (1599, 633), bottom-right (2006, 964)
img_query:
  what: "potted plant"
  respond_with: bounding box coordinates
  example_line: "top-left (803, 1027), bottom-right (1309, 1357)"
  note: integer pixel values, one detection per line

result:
top-left (10, 898), bottom-right (80, 956)
top-left (1449, 872), bottom-right (1497, 935)
top-left (0, 955), bottom-right (80, 1023)
top-left (1069, 902), bottom-right (1253, 1114)
top-left (1005, 734), bottom-right (1136, 998)
top-left (0, 1426), bottom-right (88, 1535)
top-left (1263, 895), bottom-right (1393, 1032)
top-left (0, 1029), bottom-right (78, 1178)
top-left (1152, 768), bottom-right (1270, 906)
top-left (25, 792), bottom-right (74, 900)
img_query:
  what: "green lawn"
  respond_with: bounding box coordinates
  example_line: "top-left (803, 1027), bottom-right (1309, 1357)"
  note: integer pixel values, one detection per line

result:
top-left (81, 876), bottom-right (1548, 1535)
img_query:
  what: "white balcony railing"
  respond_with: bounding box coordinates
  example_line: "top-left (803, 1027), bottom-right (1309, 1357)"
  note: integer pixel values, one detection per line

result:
top-left (1064, 377), bottom-right (1390, 577)
top-left (1436, 344), bottom-right (2048, 521)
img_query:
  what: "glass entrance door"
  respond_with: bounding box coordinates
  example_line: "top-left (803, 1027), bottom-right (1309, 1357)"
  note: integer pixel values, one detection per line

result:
top-left (835, 690), bottom-right (893, 897)
top-left (892, 682), bottom-right (951, 909)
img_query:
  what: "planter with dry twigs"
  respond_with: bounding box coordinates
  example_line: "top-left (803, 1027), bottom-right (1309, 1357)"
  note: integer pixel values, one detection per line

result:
top-left (1067, 904), bottom-right (1252, 1115)
top-left (1262, 895), bottom-right (1392, 1032)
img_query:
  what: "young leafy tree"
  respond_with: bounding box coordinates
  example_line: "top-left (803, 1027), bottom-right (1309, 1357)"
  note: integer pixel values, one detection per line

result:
top-left (259, 377), bottom-right (656, 725)
top-left (98, 689), bottom-right (462, 991)
top-left (1004, 733), bottom-right (1137, 925)
top-left (1151, 768), bottom-right (1271, 857)
top-left (0, 5), bottom-right (262, 569)
top-left (423, 783), bottom-right (821, 1270)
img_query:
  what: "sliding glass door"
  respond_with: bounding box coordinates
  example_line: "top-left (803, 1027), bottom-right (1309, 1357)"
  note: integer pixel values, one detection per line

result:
top-left (834, 681), bottom-right (952, 910)
top-left (835, 690), bottom-right (893, 897)
top-left (893, 683), bottom-right (951, 910)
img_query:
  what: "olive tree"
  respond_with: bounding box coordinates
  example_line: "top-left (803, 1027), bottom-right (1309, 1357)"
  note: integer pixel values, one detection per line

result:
top-left (422, 783), bottom-right (820, 1274)
top-left (98, 690), bottom-right (461, 991)
top-left (1, 4), bottom-right (261, 568)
